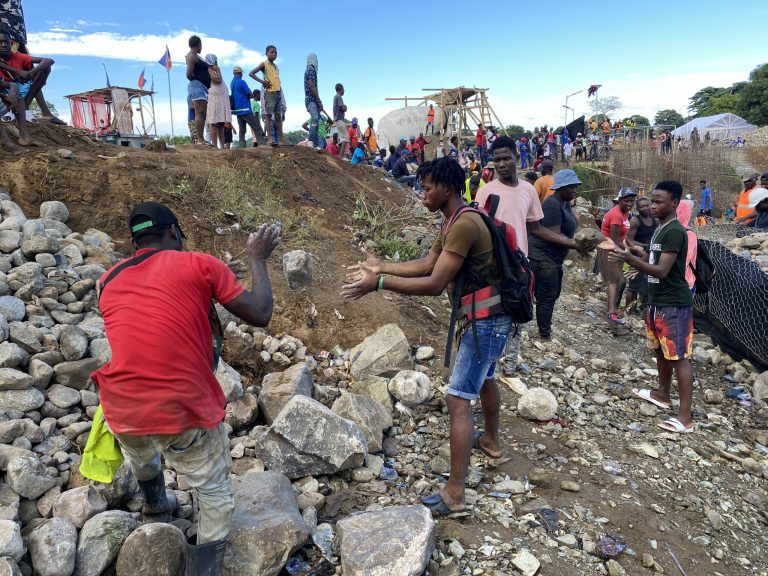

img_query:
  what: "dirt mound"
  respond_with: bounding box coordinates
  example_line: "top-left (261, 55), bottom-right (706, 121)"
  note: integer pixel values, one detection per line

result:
top-left (0, 124), bottom-right (446, 355)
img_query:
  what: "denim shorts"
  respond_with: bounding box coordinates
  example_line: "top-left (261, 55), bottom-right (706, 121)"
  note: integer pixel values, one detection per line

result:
top-left (448, 314), bottom-right (512, 400)
top-left (187, 79), bottom-right (208, 102)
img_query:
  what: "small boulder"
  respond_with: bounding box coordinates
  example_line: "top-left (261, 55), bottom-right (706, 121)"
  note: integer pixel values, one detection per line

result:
top-left (0, 388), bottom-right (44, 412)
top-left (335, 505), bottom-right (434, 576)
top-left (6, 454), bottom-right (57, 499)
top-left (518, 387), bottom-right (558, 421)
top-left (388, 370), bottom-right (431, 406)
top-left (59, 326), bottom-right (88, 362)
top-left (74, 511), bottom-right (139, 576)
top-left (215, 359), bottom-right (243, 402)
top-left (753, 370), bottom-right (768, 401)
top-left (253, 396), bottom-right (367, 479)
top-left (332, 392), bottom-right (393, 453)
top-left (225, 392), bottom-right (259, 431)
top-left (258, 363), bottom-right (313, 424)
top-left (282, 250), bottom-right (313, 290)
top-left (0, 296), bottom-right (24, 322)
top-left (52, 358), bottom-right (102, 389)
top-left (46, 384), bottom-right (81, 409)
top-left (224, 471), bottom-right (310, 576)
top-left (52, 486), bottom-right (107, 529)
top-left (0, 368), bottom-right (32, 391)
top-left (0, 519), bottom-right (23, 561)
top-left (27, 517), bottom-right (78, 576)
top-left (349, 324), bottom-right (412, 380)
top-left (115, 523), bottom-right (186, 576)
top-left (39, 202), bottom-right (70, 223)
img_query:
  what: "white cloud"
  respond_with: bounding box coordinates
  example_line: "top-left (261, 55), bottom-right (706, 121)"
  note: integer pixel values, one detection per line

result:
top-left (28, 28), bottom-right (263, 68)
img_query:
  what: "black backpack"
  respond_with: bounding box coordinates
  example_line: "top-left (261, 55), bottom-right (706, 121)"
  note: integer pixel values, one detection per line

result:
top-left (444, 195), bottom-right (534, 366)
top-left (690, 239), bottom-right (715, 294)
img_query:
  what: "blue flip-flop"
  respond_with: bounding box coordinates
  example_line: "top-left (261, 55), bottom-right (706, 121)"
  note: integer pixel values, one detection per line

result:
top-left (419, 493), bottom-right (468, 518)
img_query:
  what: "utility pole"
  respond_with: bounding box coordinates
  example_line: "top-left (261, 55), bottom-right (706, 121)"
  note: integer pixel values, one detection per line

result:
top-left (564, 90), bottom-right (583, 127)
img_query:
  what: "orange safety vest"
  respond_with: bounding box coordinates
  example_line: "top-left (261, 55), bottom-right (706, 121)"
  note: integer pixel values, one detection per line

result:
top-left (736, 190), bottom-right (755, 218)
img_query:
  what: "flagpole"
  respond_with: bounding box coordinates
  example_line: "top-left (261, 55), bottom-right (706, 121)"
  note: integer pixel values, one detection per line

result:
top-left (167, 68), bottom-right (174, 139)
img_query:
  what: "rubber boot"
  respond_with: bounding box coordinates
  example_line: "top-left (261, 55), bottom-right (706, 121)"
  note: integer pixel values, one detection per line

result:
top-left (137, 473), bottom-right (172, 522)
top-left (185, 538), bottom-right (227, 576)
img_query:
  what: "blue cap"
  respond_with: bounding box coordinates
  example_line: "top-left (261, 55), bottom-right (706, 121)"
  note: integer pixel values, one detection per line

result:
top-left (352, 117), bottom-right (358, 124)
top-left (550, 169), bottom-right (582, 190)
top-left (617, 187), bottom-right (637, 198)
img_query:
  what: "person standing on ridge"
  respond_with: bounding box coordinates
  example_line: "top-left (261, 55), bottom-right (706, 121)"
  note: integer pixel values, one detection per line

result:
top-left (249, 45), bottom-right (284, 145)
top-left (426, 104), bottom-right (435, 135)
top-left (185, 35), bottom-right (210, 146)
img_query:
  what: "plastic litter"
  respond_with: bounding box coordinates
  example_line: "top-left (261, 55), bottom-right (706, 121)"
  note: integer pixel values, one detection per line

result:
top-left (379, 465), bottom-right (398, 481)
top-left (628, 422), bottom-right (645, 433)
top-left (601, 460), bottom-right (623, 475)
top-left (286, 556), bottom-right (311, 574)
top-left (725, 386), bottom-right (750, 400)
top-left (595, 534), bottom-right (627, 559)
top-left (488, 492), bottom-right (512, 499)
top-left (312, 523), bottom-right (335, 561)
top-left (533, 508), bottom-right (559, 533)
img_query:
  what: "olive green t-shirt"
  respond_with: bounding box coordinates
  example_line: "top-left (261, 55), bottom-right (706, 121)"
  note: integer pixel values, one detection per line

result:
top-left (431, 211), bottom-right (500, 303)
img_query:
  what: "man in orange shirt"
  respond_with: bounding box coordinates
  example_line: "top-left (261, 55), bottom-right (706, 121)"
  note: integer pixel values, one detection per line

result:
top-left (425, 104), bottom-right (435, 135)
top-left (601, 118), bottom-right (611, 142)
top-left (534, 160), bottom-right (555, 202)
top-left (736, 173), bottom-right (760, 220)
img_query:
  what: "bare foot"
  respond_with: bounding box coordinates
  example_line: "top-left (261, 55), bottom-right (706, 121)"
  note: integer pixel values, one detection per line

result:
top-left (17, 137), bottom-right (43, 147)
top-left (477, 434), bottom-right (503, 459)
top-left (40, 116), bottom-right (66, 125)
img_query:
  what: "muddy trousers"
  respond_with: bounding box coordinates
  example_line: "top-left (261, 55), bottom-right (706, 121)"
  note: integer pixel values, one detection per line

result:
top-left (114, 422), bottom-right (234, 543)
top-left (500, 326), bottom-right (523, 376)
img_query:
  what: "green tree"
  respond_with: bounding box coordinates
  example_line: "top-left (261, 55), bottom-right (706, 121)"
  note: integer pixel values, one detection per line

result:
top-left (622, 114), bottom-right (650, 126)
top-left (504, 124), bottom-right (527, 135)
top-left (283, 130), bottom-right (306, 145)
top-left (654, 109), bottom-right (685, 127)
top-left (28, 100), bottom-right (59, 117)
top-left (737, 63), bottom-right (768, 125)
top-left (688, 86), bottom-right (741, 117)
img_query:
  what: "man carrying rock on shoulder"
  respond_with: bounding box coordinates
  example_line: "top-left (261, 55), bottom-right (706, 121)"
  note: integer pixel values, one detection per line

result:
top-left (92, 201), bottom-right (280, 575)
top-left (342, 157), bottom-right (511, 517)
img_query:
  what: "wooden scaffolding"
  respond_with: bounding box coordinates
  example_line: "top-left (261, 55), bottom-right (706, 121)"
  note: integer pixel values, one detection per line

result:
top-left (385, 86), bottom-right (507, 138)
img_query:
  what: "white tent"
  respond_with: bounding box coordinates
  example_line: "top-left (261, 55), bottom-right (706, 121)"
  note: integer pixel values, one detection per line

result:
top-left (671, 113), bottom-right (756, 141)
top-left (377, 106), bottom-right (438, 151)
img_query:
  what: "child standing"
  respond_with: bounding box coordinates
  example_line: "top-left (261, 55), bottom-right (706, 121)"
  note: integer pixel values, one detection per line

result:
top-left (249, 45), bottom-right (283, 145)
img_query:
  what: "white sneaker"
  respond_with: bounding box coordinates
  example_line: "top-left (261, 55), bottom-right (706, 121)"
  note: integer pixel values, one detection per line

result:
top-left (25, 110), bottom-right (38, 123)
top-left (1, 110), bottom-right (15, 123)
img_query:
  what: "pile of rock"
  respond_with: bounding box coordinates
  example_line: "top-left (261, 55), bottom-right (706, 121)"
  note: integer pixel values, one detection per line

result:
top-left (0, 198), bottom-right (436, 576)
top-left (727, 232), bottom-right (768, 272)
top-left (742, 126), bottom-right (768, 147)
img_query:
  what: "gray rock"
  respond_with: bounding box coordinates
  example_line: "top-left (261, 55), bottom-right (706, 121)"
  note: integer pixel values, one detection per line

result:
top-left (258, 363), bottom-right (314, 424)
top-left (225, 392), bottom-right (259, 431)
top-left (518, 387), bottom-right (558, 421)
top-left (754, 370), bottom-right (768, 401)
top-left (282, 250), bottom-right (314, 290)
top-left (52, 358), bottom-right (102, 390)
top-left (46, 384), bottom-right (81, 409)
top-left (336, 505), bottom-right (434, 576)
top-left (0, 420), bottom-right (24, 443)
top-left (0, 519), bottom-right (23, 561)
top-left (332, 392), bottom-right (393, 453)
top-left (58, 326), bottom-right (88, 362)
top-left (73, 265), bottom-right (106, 284)
top-left (0, 296), bottom-right (24, 322)
top-left (53, 485), bottom-right (107, 529)
top-left (0, 368), bottom-right (32, 390)
top-left (0, 484), bottom-right (19, 521)
top-left (253, 396), bottom-right (367, 479)
top-left (74, 511), bottom-right (139, 576)
top-left (39, 202), bottom-right (70, 223)
top-left (21, 219), bottom-right (46, 237)
top-left (0, 315), bottom-right (7, 343)
top-left (27, 517), bottom-right (78, 576)
top-left (29, 359), bottom-right (54, 390)
top-left (35, 253), bottom-right (57, 268)
top-left (8, 322), bottom-right (41, 354)
top-left (349, 375), bottom-right (394, 412)
top-left (0, 342), bottom-right (27, 368)
top-left (1, 201), bottom-right (26, 227)
top-left (0, 231), bottom-right (21, 254)
top-left (88, 339), bottom-right (111, 365)
top-left (388, 370), bottom-right (431, 407)
top-left (224, 471), bottom-right (310, 576)
top-left (349, 324), bottom-right (412, 380)
top-left (6, 454), bottom-right (57, 499)
top-left (21, 236), bottom-right (60, 259)
top-left (0, 388), bottom-right (44, 412)
top-left (511, 549), bottom-right (541, 576)
top-left (58, 244), bottom-right (83, 267)
top-left (215, 359), bottom-right (243, 402)
top-left (115, 523), bottom-right (185, 576)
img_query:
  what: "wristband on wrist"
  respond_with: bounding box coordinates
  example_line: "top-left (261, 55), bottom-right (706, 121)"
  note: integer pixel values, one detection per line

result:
top-left (377, 273), bottom-right (384, 291)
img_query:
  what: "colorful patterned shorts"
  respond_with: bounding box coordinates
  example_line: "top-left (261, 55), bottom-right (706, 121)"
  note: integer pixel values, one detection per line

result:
top-left (646, 306), bottom-right (693, 361)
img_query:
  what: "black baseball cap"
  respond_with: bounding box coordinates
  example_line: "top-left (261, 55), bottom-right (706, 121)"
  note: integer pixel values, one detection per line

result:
top-left (128, 201), bottom-right (185, 238)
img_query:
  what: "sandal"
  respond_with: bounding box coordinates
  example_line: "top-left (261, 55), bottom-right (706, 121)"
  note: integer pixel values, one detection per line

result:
top-left (657, 418), bottom-right (695, 434)
top-left (632, 388), bottom-right (671, 410)
top-left (419, 493), bottom-right (468, 518)
top-left (472, 430), bottom-right (503, 459)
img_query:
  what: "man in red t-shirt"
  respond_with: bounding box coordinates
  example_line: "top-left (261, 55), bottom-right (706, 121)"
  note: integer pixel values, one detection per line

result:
top-left (93, 202), bottom-right (280, 572)
top-left (598, 187), bottom-right (637, 322)
top-left (415, 132), bottom-right (429, 163)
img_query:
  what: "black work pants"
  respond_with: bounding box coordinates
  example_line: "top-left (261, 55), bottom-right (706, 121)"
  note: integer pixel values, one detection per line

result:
top-left (236, 113), bottom-right (265, 145)
top-left (531, 259), bottom-right (563, 338)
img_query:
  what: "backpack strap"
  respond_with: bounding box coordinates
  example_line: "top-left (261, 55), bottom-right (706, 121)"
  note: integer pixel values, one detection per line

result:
top-left (98, 250), bottom-right (164, 301)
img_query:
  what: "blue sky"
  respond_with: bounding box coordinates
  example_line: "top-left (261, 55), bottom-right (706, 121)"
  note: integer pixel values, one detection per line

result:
top-left (22, 0), bottom-right (765, 136)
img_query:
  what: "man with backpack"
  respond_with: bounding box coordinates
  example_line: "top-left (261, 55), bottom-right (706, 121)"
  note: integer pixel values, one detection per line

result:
top-left (475, 137), bottom-right (582, 379)
top-left (609, 181), bottom-right (696, 433)
top-left (92, 202), bottom-right (281, 574)
top-left (342, 157), bottom-right (516, 517)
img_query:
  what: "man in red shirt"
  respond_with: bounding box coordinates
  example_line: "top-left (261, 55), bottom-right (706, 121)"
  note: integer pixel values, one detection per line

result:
top-left (0, 30), bottom-right (51, 146)
top-left (347, 117), bottom-right (361, 150)
top-left (475, 124), bottom-right (486, 159)
top-left (93, 202), bottom-right (280, 574)
top-left (415, 132), bottom-right (429, 163)
top-left (598, 188), bottom-right (637, 323)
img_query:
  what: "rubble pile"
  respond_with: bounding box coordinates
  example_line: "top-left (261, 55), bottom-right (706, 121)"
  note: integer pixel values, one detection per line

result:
top-left (727, 231), bottom-right (768, 272)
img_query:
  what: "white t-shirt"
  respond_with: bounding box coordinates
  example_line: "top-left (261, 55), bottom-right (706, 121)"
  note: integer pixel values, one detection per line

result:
top-left (564, 142), bottom-right (573, 157)
top-left (473, 178), bottom-right (543, 256)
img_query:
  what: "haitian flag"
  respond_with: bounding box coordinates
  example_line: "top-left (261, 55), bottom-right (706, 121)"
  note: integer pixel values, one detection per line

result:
top-left (138, 68), bottom-right (147, 89)
top-left (159, 45), bottom-right (172, 71)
